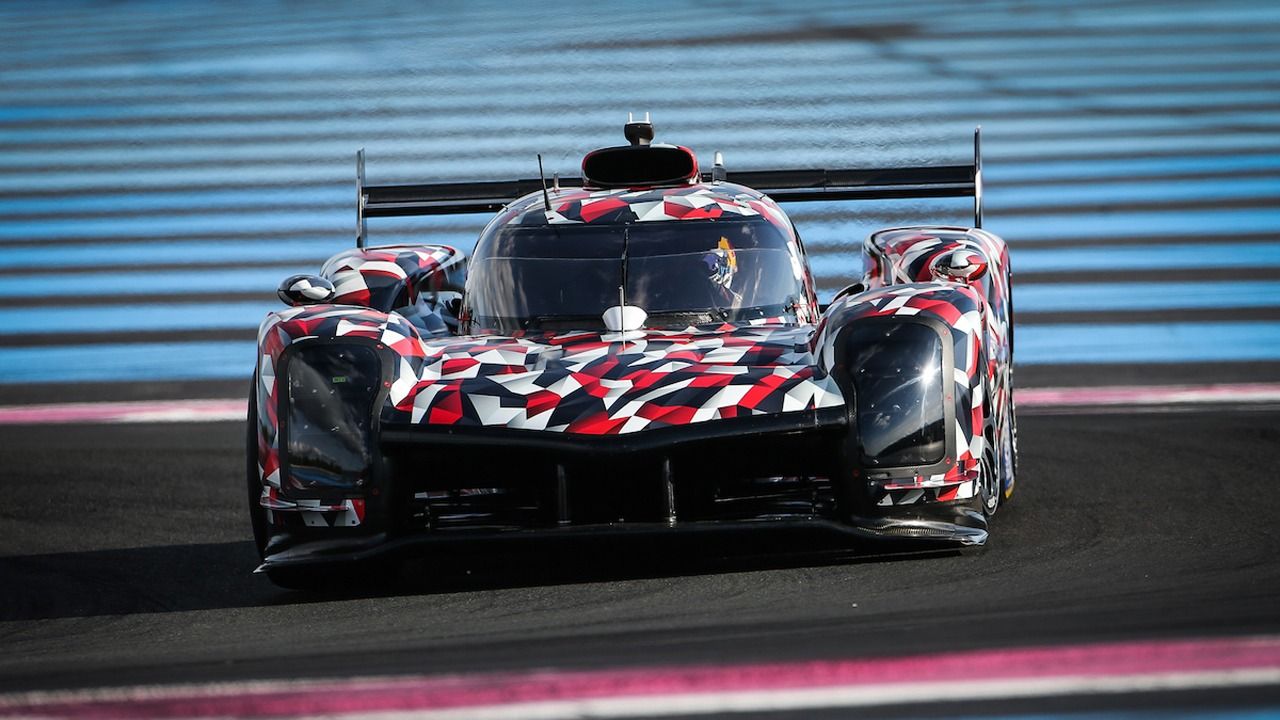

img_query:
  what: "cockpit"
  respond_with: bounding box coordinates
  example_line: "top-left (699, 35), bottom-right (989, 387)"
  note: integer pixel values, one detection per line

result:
top-left (464, 216), bottom-right (809, 334)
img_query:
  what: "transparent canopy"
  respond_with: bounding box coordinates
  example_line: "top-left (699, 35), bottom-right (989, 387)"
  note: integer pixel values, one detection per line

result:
top-left (466, 218), bottom-right (807, 333)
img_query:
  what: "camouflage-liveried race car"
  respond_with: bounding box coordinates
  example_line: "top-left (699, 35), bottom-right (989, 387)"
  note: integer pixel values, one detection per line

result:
top-left (248, 118), bottom-right (1016, 587)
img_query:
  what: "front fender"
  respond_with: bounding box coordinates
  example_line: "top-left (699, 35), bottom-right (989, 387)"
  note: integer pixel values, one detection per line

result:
top-left (253, 305), bottom-right (430, 524)
top-left (813, 283), bottom-right (987, 506)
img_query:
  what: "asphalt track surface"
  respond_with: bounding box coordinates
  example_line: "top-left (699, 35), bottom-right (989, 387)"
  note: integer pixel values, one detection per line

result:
top-left (3, 406), bottom-right (1280, 716)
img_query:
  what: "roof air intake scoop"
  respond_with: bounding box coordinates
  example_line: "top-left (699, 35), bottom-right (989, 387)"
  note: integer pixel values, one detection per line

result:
top-left (582, 113), bottom-right (699, 188)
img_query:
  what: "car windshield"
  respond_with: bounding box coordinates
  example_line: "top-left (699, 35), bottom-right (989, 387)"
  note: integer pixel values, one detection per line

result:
top-left (467, 218), bottom-right (806, 332)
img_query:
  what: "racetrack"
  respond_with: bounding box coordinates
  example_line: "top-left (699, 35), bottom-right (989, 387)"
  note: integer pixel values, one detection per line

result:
top-left (3, 406), bottom-right (1279, 716)
top-left (3, 0), bottom-right (1280, 716)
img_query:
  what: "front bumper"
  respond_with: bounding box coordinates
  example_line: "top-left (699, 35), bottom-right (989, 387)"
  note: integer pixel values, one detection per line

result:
top-left (259, 405), bottom-right (987, 573)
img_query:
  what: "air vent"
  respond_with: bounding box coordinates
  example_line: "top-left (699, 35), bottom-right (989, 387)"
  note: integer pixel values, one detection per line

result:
top-left (581, 144), bottom-right (699, 188)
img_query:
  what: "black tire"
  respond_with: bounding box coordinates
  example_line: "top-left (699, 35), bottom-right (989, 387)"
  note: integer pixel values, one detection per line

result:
top-left (1002, 270), bottom-right (1019, 501)
top-left (980, 424), bottom-right (1001, 516)
top-left (982, 371), bottom-right (1017, 516)
top-left (245, 392), bottom-right (271, 560)
top-left (1001, 378), bottom-right (1019, 502)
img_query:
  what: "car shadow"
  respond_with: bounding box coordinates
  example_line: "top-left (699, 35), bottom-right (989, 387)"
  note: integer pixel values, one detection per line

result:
top-left (0, 532), bottom-right (963, 622)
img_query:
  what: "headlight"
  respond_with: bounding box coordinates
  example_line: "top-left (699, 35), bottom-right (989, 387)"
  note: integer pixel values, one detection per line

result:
top-left (282, 344), bottom-right (381, 494)
top-left (840, 321), bottom-right (949, 469)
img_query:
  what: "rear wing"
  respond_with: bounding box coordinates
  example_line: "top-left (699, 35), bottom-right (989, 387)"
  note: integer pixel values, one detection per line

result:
top-left (356, 128), bottom-right (983, 247)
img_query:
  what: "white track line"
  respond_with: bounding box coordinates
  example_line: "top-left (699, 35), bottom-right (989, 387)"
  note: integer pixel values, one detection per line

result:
top-left (337, 670), bottom-right (1280, 720)
top-left (2, 667), bottom-right (1278, 720)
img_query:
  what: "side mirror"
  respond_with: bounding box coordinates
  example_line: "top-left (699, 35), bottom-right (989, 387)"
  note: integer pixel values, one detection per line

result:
top-left (277, 275), bottom-right (335, 306)
top-left (930, 250), bottom-right (988, 283)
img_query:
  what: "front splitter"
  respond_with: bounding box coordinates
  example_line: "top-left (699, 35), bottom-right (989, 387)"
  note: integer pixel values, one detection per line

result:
top-left (256, 512), bottom-right (987, 573)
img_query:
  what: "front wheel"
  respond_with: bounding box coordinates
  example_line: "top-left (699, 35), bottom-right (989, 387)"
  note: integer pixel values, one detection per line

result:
top-left (981, 433), bottom-right (1001, 516)
top-left (245, 393), bottom-right (271, 559)
top-left (1000, 386), bottom-right (1018, 502)
top-left (981, 377), bottom-right (1018, 516)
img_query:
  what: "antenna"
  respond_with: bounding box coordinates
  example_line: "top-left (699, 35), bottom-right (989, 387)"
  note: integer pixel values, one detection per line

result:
top-left (620, 225), bottom-right (630, 311)
top-left (537, 154), bottom-right (552, 213)
top-left (712, 151), bottom-right (726, 183)
top-left (356, 149), bottom-right (367, 248)
top-left (973, 126), bottom-right (984, 229)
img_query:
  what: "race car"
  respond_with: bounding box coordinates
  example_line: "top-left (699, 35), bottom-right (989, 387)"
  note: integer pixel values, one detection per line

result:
top-left (248, 117), bottom-right (1016, 587)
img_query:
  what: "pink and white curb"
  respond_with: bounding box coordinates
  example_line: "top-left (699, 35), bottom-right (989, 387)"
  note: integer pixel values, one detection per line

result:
top-left (1017, 382), bottom-right (1280, 408)
top-left (1, 636), bottom-right (1278, 719)
top-left (1, 383), bottom-right (1278, 425)
top-left (0, 399), bottom-right (244, 425)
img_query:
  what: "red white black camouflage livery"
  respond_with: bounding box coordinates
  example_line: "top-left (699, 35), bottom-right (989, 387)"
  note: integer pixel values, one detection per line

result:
top-left (248, 119), bottom-right (1015, 586)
